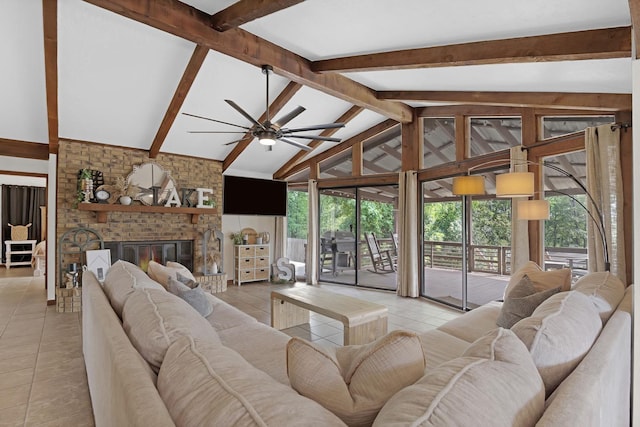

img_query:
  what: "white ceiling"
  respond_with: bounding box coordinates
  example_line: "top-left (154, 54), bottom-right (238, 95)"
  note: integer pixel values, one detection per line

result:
top-left (0, 0), bottom-right (633, 179)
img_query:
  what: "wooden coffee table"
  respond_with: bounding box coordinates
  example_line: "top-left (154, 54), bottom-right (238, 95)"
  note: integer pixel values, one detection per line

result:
top-left (271, 286), bottom-right (388, 345)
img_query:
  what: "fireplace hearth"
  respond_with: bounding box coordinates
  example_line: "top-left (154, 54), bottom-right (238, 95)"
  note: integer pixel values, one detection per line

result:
top-left (104, 240), bottom-right (193, 272)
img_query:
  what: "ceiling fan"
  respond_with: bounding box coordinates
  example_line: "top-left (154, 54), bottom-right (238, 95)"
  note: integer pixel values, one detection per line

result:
top-left (184, 65), bottom-right (345, 151)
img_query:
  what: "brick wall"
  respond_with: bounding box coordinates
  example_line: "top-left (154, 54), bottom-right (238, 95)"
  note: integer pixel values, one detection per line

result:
top-left (56, 140), bottom-right (222, 281)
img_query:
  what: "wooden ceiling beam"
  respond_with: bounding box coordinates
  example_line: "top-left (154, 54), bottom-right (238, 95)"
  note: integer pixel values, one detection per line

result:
top-left (281, 119), bottom-right (398, 179)
top-left (211, 0), bottom-right (304, 32)
top-left (83, 0), bottom-right (413, 123)
top-left (379, 91), bottom-right (631, 111)
top-left (273, 105), bottom-right (363, 179)
top-left (0, 139), bottom-right (49, 161)
top-left (417, 105), bottom-right (617, 117)
top-left (629, 0), bottom-right (640, 58)
top-left (149, 44), bottom-right (209, 158)
top-left (42, 0), bottom-right (58, 155)
top-left (312, 26), bottom-right (631, 73)
top-left (223, 81), bottom-right (302, 171)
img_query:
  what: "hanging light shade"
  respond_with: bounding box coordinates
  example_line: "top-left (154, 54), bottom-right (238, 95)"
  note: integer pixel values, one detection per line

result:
top-left (452, 175), bottom-right (485, 196)
top-left (496, 172), bottom-right (534, 197)
top-left (517, 199), bottom-right (550, 220)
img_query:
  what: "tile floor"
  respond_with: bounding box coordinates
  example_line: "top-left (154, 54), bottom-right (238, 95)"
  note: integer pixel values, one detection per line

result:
top-left (0, 270), bottom-right (461, 425)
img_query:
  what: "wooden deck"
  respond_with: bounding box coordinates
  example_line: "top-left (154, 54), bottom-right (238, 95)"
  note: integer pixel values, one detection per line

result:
top-left (318, 266), bottom-right (508, 309)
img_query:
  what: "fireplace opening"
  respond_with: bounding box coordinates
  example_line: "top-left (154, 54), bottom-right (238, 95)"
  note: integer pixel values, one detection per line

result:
top-left (104, 240), bottom-right (193, 272)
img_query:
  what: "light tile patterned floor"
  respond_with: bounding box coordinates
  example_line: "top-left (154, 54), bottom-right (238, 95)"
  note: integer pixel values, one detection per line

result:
top-left (0, 274), bottom-right (93, 427)
top-left (0, 270), bottom-right (461, 425)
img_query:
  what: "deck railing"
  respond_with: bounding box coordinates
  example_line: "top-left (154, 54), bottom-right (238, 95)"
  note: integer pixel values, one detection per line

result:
top-left (288, 237), bottom-right (585, 276)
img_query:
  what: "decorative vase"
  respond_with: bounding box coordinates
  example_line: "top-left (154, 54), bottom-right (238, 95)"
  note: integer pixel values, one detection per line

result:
top-left (211, 262), bottom-right (218, 274)
top-left (119, 196), bottom-right (132, 205)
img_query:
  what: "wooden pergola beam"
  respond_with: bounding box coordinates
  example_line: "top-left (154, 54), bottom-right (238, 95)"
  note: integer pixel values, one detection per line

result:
top-left (312, 26), bottom-right (631, 73)
top-left (223, 81), bottom-right (302, 171)
top-left (0, 139), bottom-right (49, 161)
top-left (43, 0), bottom-right (58, 154)
top-left (210, 0), bottom-right (304, 32)
top-left (378, 91), bottom-right (631, 111)
top-left (83, 0), bottom-right (413, 123)
top-left (150, 44), bottom-right (209, 158)
top-left (273, 105), bottom-right (364, 179)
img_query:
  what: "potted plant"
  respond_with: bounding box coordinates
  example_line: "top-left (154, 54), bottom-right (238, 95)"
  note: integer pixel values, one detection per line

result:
top-left (230, 232), bottom-right (243, 245)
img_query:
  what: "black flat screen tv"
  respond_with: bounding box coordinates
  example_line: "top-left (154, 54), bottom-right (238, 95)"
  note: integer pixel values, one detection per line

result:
top-left (223, 175), bottom-right (287, 216)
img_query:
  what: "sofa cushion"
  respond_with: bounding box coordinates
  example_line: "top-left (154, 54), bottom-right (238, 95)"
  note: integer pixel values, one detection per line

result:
top-left (572, 271), bottom-right (625, 323)
top-left (158, 336), bottom-right (347, 427)
top-left (147, 260), bottom-right (196, 289)
top-left (497, 274), bottom-right (561, 328)
top-left (103, 260), bottom-right (165, 318)
top-left (437, 300), bottom-right (502, 343)
top-left (373, 328), bottom-right (544, 427)
top-left (504, 261), bottom-right (571, 299)
top-left (122, 288), bottom-right (220, 371)
top-left (418, 329), bottom-right (470, 370)
top-left (217, 321), bottom-right (292, 386)
top-left (166, 276), bottom-right (213, 317)
top-left (511, 290), bottom-right (602, 397)
top-left (287, 330), bottom-right (425, 427)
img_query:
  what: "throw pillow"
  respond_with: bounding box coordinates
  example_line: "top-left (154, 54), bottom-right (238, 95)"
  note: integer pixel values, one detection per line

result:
top-left (158, 336), bottom-right (346, 426)
top-left (511, 290), bottom-right (602, 397)
top-left (147, 260), bottom-right (197, 289)
top-left (103, 260), bottom-right (165, 318)
top-left (496, 274), bottom-right (561, 328)
top-left (572, 271), bottom-right (625, 323)
top-left (373, 328), bottom-right (544, 427)
top-left (166, 276), bottom-right (213, 317)
top-left (287, 330), bottom-right (426, 427)
top-left (122, 287), bottom-right (221, 371)
top-left (504, 261), bottom-right (571, 299)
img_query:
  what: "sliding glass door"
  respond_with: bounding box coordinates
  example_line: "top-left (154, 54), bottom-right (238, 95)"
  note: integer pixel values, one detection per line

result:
top-left (421, 176), bottom-right (511, 310)
top-left (318, 188), bottom-right (357, 285)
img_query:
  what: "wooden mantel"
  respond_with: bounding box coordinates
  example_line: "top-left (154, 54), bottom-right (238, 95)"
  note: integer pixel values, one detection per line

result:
top-left (77, 203), bottom-right (217, 224)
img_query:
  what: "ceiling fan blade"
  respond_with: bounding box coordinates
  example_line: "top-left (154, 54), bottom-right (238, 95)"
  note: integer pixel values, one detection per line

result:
top-left (188, 131), bottom-right (248, 134)
top-left (274, 106), bottom-right (306, 128)
top-left (286, 134), bottom-right (342, 142)
top-left (182, 112), bottom-right (251, 130)
top-left (225, 100), bottom-right (265, 130)
top-left (281, 123), bottom-right (345, 133)
top-left (279, 137), bottom-right (313, 151)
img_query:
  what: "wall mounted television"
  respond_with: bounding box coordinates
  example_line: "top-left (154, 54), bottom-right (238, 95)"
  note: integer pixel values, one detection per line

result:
top-left (223, 175), bottom-right (287, 216)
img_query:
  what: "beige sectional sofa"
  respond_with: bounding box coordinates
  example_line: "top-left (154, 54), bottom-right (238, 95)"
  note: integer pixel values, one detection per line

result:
top-left (82, 260), bottom-right (631, 426)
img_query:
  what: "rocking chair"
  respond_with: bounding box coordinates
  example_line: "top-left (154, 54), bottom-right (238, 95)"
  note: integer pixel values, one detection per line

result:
top-left (365, 232), bottom-right (395, 273)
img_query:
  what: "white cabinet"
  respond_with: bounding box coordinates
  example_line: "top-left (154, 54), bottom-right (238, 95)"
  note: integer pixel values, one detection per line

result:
top-left (234, 244), bottom-right (270, 286)
top-left (5, 240), bottom-right (37, 269)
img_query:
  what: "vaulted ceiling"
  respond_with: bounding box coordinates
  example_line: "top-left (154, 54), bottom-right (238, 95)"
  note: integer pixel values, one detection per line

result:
top-left (0, 0), bottom-right (634, 179)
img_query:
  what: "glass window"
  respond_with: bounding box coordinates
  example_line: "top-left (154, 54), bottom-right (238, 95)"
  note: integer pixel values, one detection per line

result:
top-left (363, 125), bottom-right (402, 175)
top-left (423, 118), bottom-right (456, 169)
top-left (542, 116), bottom-right (615, 140)
top-left (319, 151), bottom-right (352, 179)
top-left (286, 188), bottom-right (309, 263)
top-left (543, 151), bottom-right (588, 279)
top-left (469, 117), bottom-right (522, 156)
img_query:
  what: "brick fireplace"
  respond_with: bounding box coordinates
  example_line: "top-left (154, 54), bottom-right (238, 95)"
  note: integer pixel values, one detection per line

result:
top-left (56, 140), bottom-right (222, 281)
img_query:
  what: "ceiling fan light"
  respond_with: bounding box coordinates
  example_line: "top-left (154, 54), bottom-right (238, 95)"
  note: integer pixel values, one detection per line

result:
top-left (258, 130), bottom-right (276, 146)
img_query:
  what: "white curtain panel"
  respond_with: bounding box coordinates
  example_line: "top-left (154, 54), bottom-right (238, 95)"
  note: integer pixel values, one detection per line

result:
top-left (274, 216), bottom-right (287, 260)
top-left (585, 125), bottom-right (626, 282)
top-left (397, 171), bottom-right (419, 297)
top-left (306, 180), bottom-right (319, 285)
top-left (510, 146), bottom-right (530, 272)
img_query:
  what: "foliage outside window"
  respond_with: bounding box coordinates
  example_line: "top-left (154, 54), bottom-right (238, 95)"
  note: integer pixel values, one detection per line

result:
top-left (287, 190), bottom-right (308, 239)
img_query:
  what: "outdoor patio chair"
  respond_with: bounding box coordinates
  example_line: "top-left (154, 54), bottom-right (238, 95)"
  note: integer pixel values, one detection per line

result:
top-left (365, 232), bottom-right (395, 274)
top-left (390, 232), bottom-right (399, 257)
